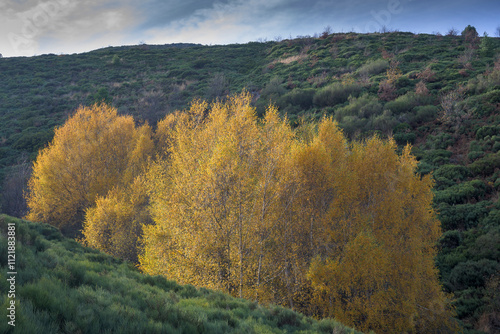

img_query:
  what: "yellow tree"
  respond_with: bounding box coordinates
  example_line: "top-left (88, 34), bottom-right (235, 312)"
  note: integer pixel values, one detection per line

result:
top-left (307, 124), bottom-right (457, 333)
top-left (141, 93), bottom-right (299, 302)
top-left (25, 103), bottom-right (153, 237)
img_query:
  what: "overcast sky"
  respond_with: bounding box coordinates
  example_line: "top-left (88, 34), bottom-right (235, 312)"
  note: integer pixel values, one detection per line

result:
top-left (1, 0), bottom-right (499, 57)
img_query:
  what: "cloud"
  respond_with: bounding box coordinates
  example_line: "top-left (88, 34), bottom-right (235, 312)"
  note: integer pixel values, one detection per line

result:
top-left (1, 0), bottom-right (499, 57)
top-left (141, 0), bottom-right (332, 44)
top-left (1, 0), bottom-right (140, 56)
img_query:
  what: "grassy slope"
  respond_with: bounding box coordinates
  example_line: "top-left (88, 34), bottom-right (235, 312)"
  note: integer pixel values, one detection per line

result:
top-left (0, 31), bottom-right (499, 332)
top-left (0, 215), bottom-right (359, 334)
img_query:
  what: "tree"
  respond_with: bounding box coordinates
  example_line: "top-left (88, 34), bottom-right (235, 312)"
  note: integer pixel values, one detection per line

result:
top-left (307, 134), bottom-right (458, 333)
top-left (141, 92), bottom-right (300, 303)
top-left (25, 103), bottom-right (153, 237)
top-left (82, 174), bottom-right (152, 263)
top-left (140, 94), bottom-right (457, 331)
top-left (462, 25), bottom-right (479, 49)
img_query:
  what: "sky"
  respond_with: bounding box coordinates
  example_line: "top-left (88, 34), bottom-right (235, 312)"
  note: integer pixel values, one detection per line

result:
top-left (1, 0), bottom-right (499, 57)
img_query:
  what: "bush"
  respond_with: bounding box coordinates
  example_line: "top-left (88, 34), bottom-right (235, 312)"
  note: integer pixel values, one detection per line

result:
top-left (468, 151), bottom-right (484, 161)
top-left (339, 116), bottom-right (368, 137)
top-left (279, 88), bottom-right (315, 109)
top-left (468, 152), bottom-right (500, 176)
top-left (394, 132), bottom-right (416, 145)
top-left (476, 125), bottom-right (500, 140)
top-left (434, 180), bottom-right (487, 205)
top-left (313, 82), bottom-right (362, 107)
top-left (370, 112), bottom-right (398, 134)
top-left (433, 164), bottom-right (470, 181)
top-left (414, 105), bottom-right (438, 124)
top-left (356, 59), bottom-right (389, 77)
top-left (334, 94), bottom-right (383, 121)
top-left (449, 259), bottom-right (499, 290)
top-left (437, 201), bottom-right (490, 230)
top-left (422, 149), bottom-right (453, 166)
top-left (384, 92), bottom-right (432, 115)
top-left (439, 230), bottom-right (462, 250)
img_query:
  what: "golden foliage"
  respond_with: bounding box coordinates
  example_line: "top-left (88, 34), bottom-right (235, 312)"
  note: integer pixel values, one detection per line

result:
top-left (26, 95), bottom-right (457, 332)
top-left (82, 175), bottom-right (152, 262)
top-left (25, 103), bottom-right (153, 237)
top-left (141, 93), bottom-right (457, 332)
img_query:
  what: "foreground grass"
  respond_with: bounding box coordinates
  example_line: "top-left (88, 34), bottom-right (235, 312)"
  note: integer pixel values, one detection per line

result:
top-left (0, 215), bottom-right (360, 334)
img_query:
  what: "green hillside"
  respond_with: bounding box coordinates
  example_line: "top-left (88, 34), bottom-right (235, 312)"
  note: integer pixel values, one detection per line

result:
top-left (0, 29), bottom-right (499, 332)
top-left (0, 215), bottom-right (359, 333)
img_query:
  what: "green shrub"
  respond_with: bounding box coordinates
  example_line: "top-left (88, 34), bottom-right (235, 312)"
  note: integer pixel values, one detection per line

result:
top-left (394, 132), bottom-right (416, 145)
top-left (449, 259), bottom-right (499, 290)
top-left (339, 116), bottom-right (368, 137)
top-left (468, 152), bottom-right (500, 176)
top-left (439, 230), bottom-right (462, 250)
top-left (279, 88), bottom-right (315, 109)
top-left (422, 149), bottom-right (453, 166)
top-left (476, 125), bottom-right (500, 140)
top-left (433, 164), bottom-right (470, 181)
top-left (384, 92), bottom-right (431, 115)
top-left (414, 105), bottom-right (438, 124)
top-left (426, 133), bottom-right (456, 150)
top-left (468, 150), bottom-right (484, 161)
top-left (437, 201), bottom-right (490, 230)
top-left (416, 161), bottom-right (435, 175)
top-left (469, 226), bottom-right (500, 261)
top-left (313, 82), bottom-right (362, 107)
top-left (434, 180), bottom-right (487, 205)
top-left (356, 59), bottom-right (389, 77)
top-left (334, 93), bottom-right (383, 121)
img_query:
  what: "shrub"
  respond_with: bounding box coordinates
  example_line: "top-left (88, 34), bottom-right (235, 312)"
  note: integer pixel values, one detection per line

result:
top-left (385, 92), bottom-right (431, 115)
top-left (449, 259), bottom-right (498, 290)
top-left (414, 105), bottom-right (438, 124)
top-left (313, 82), bottom-right (362, 107)
top-left (468, 151), bottom-right (484, 161)
top-left (356, 59), bottom-right (389, 77)
top-left (334, 94), bottom-right (383, 121)
top-left (279, 88), bottom-right (315, 109)
top-left (422, 149), bottom-right (453, 166)
top-left (394, 132), bottom-right (416, 145)
top-left (439, 230), bottom-right (462, 250)
top-left (434, 164), bottom-right (470, 181)
top-left (434, 180), bottom-right (487, 205)
top-left (476, 125), bottom-right (500, 140)
top-left (370, 112), bottom-right (398, 134)
top-left (468, 152), bottom-right (500, 176)
top-left (377, 79), bottom-right (397, 101)
top-left (470, 226), bottom-right (500, 261)
top-left (437, 201), bottom-right (490, 230)
top-left (339, 116), bottom-right (368, 137)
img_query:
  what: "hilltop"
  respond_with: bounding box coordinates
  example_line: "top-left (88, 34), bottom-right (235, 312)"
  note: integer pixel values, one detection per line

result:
top-left (0, 29), bottom-right (499, 333)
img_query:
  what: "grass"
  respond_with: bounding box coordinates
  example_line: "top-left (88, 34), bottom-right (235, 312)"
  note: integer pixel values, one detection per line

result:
top-left (0, 215), bottom-right (360, 334)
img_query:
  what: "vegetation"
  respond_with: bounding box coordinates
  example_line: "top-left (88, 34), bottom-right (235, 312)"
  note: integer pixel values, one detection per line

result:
top-left (1, 27), bottom-right (499, 333)
top-left (0, 215), bottom-right (359, 333)
top-left (25, 95), bottom-right (457, 332)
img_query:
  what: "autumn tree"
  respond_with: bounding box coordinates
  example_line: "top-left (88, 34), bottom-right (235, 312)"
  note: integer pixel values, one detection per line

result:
top-left (306, 129), bottom-right (458, 333)
top-left (82, 174), bottom-right (152, 263)
top-left (25, 103), bottom-right (153, 237)
top-left (140, 94), bottom-right (456, 332)
top-left (141, 92), bottom-right (302, 303)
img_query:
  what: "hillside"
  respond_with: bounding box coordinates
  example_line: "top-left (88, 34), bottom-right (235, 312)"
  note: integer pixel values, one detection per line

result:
top-left (0, 29), bottom-right (499, 332)
top-left (0, 215), bottom-right (359, 333)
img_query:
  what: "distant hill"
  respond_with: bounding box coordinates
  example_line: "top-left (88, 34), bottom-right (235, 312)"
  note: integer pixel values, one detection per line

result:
top-left (0, 30), bottom-right (499, 333)
top-left (0, 215), bottom-right (359, 333)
